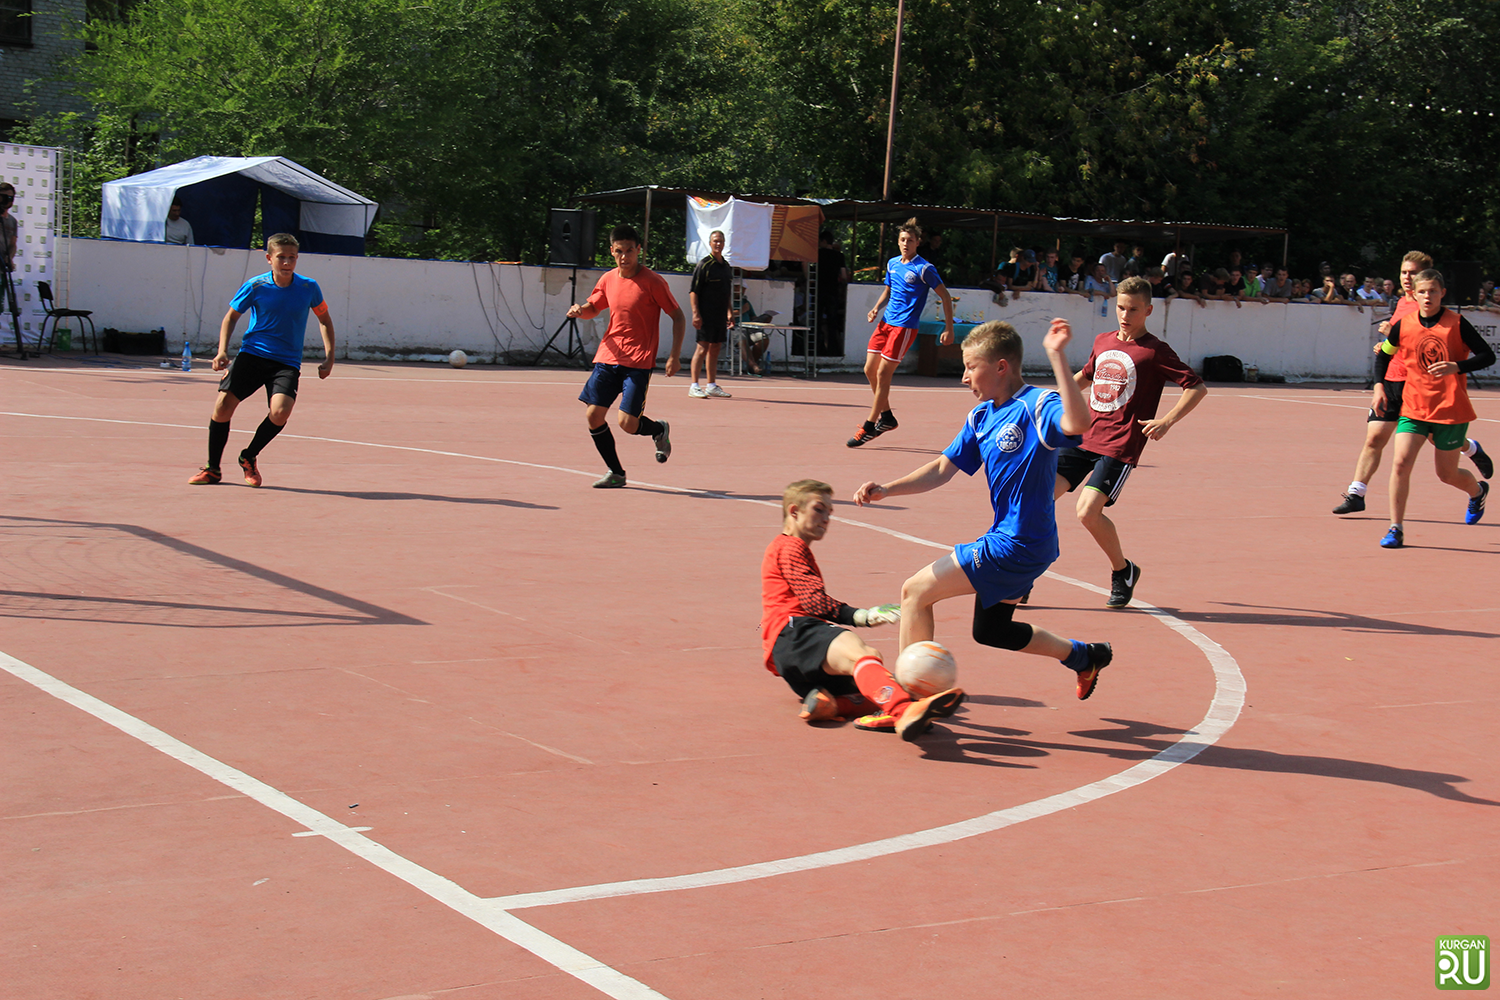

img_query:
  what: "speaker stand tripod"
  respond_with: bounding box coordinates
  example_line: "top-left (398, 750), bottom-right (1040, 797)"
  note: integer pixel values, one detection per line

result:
top-left (533, 269), bottom-right (588, 366)
top-left (0, 267), bottom-right (25, 359)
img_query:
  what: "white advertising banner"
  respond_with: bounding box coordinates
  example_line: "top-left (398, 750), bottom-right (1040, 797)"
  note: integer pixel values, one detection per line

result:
top-left (2, 142), bottom-right (62, 350)
top-left (686, 196), bottom-right (773, 270)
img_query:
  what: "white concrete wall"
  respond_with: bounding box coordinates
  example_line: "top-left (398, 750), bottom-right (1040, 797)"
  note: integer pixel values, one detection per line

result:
top-left (843, 281), bottom-right (1385, 379)
top-left (65, 238), bottom-right (797, 364)
top-left (66, 237), bottom-right (1384, 377)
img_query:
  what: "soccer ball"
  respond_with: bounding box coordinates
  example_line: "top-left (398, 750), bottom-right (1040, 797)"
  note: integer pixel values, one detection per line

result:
top-left (895, 641), bottom-right (958, 698)
top-left (449, 350), bottom-right (468, 368)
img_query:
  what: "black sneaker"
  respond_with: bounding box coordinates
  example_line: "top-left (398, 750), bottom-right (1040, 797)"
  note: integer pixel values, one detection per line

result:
top-left (1471, 440), bottom-right (1494, 480)
top-left (1332, 493), bottom-right (1365, 515)
top-left (875, 411), bottom-right (899, 433)
top-left (1106, 560), bottom-right (1141, 609)
top-left (847, 422), bottom-right (883, 448)
top-left (652, 419), bottom-right (671, 463)
top-left (1075, 643), bottom-right (1112, 700)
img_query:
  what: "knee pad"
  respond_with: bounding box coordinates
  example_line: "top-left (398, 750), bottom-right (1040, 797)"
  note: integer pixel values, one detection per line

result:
top-left (972, 596), bottom-right (1034, 651)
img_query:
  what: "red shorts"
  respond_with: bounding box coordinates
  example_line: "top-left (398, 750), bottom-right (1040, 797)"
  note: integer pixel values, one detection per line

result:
top-left (868, 320), bottom-right (919, 362)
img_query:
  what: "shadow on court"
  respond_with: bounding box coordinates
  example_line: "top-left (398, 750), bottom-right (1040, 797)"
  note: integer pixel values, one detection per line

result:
top-left (0, 515), bottom-right (424, 628)
top-left (266, 486), bottom-right (558, 509)
top-left (915, 714), bottom-right (1500, 804)
top-left (1154, 602), bottom-right (1500, 639)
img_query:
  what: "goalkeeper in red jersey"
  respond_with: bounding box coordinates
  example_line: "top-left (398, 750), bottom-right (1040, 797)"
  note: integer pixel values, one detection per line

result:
top-left (760, 479), bottom-right (963, 742)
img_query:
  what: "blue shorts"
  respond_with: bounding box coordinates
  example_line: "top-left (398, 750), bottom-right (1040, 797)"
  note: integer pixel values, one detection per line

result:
top-left (579, 363), bottom-right (652, 417)
top-left (952, 535), bottom-right (1053, 608)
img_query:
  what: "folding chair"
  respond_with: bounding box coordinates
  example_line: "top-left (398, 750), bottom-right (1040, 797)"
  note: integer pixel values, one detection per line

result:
top-left (36, 281), bottom-right (98, 354)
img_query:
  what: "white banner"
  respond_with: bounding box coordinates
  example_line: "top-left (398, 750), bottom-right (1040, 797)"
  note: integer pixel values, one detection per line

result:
top-left (3, 142), bottom-right (62, 349)
top-left (686, 196), bottom-right (773, 271)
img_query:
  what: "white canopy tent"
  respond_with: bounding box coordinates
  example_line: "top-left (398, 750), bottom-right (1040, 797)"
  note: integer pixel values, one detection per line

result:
top-left (101, 156), bottom-right (378, 254)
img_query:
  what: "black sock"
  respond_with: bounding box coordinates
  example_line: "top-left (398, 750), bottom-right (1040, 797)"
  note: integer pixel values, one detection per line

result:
top-left (634, 415), bottom-right (663, 438)
top-left (590, 424), bottom-right (624, 475)
top-left (244, 417), bottom-right (284, 458)
top-left (207, 420), bottom-right (231, 469)
top-left (879, 410), bottom-right (897, 427)
top-left (862, 419), bottom-right (877, 433)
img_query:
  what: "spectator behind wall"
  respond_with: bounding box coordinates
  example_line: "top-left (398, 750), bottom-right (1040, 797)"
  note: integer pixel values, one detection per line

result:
top-left (1168, 269), bottom-right (1206, 307)
top-left (1262, 266), bottom-right (1294, 301)
top-left (164, 201), bottom-right (194, 245)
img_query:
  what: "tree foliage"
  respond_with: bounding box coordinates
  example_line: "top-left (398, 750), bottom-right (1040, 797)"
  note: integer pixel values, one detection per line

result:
top-left (15, 0), bottom-right (1500, 276)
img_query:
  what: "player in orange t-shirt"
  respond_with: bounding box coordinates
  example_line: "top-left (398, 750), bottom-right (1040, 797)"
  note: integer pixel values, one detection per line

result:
top-left (1334, 251), bottom-right (1490, 514)
top-left (567, 226), bottom-right (686, 488)
top-left (761, 479), bottom-right (964, 742)
top-left (1374, 270), bottom-right (1496, 548)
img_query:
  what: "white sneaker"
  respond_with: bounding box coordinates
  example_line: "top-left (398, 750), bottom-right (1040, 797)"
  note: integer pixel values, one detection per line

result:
top-left (705, 384), bottom-right (732, 398)
top-left (688, 384), bottom-right (707, 398)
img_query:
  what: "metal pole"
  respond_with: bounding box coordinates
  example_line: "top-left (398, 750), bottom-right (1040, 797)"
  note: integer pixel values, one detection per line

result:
top-left (881, 0), bottom-right (907, 201)
top-left (642, 187), bottom-right (653, 258)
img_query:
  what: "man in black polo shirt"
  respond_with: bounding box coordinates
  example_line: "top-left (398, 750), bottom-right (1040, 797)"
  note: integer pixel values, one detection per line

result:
top-left (688, 229), bottom-right (734, 398)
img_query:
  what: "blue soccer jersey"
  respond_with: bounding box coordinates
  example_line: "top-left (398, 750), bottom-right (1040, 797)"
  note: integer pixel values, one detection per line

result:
top-left (882, 255), bottom-right (943, 329)
top-left (230, 272), bottom-right (325, 368)
top-left (944, 386), bottom-right (1081, 585)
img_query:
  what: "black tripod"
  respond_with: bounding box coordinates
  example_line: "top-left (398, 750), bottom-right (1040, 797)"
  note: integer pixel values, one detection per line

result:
top-left (532, 268), bottom-right (587, 366)
top-left (0, 266), bottom-right (25, 359)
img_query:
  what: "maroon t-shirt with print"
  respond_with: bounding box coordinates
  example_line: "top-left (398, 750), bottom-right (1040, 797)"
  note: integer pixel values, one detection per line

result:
top-left (1079, 329), bottom-right (1203, 465)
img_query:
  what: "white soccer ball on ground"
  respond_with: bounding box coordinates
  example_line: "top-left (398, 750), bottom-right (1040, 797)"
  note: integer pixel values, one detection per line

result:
top-left (894, 641), bottom-right (958, 698)
top-left (449, 350), bottom-right (468, 368)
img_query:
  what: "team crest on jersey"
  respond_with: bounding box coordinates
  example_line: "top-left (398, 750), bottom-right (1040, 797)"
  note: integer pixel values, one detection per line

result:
top-left (1091, 349), bottom-right (1138, 412)
top-left (995, 422), bottom-right (1025, 453)
top-left (1418, 334), bottom-right (1448, 373)
top-left (903, 269), bottom-right (922, 285)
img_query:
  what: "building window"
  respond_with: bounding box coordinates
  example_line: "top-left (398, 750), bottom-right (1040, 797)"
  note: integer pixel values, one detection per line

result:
top-left (0, 0), bottom-right (32, 47)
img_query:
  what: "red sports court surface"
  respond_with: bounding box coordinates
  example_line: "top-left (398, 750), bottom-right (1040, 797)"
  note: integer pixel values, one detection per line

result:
top-left (3, 355), bottom-right (1497, 999)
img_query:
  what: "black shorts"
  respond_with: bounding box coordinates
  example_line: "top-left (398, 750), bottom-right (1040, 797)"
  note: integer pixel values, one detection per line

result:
top-left (1056, 447), bottom-right (1133, 507)
top-left (695, 313), bottom-right (728, 345)
top-left (219, 351), bottom-right (300, 402)
top-left (578, 363), bottom-right (651, 417)
top-left (1369, 380), bottom-right (1405, 423)
top-left (770, 617), bottom-right (859, 700)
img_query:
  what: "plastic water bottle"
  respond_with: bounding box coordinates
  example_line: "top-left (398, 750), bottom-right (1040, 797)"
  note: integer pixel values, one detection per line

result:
top-left (181, 338), bottom-right (192, 372)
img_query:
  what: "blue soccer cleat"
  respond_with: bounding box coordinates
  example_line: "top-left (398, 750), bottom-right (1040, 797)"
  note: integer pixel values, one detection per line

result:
top-left (1380, 525), bottom-right (1404, 548)
top-left (1465, 481), bottom-right (1489, 525)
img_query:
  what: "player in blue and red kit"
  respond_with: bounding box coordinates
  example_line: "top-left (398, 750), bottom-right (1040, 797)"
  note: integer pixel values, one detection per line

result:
top-left (855, 319), bottom-right (1114, 700)
top-left (848, 218), bottom-right (954, 447)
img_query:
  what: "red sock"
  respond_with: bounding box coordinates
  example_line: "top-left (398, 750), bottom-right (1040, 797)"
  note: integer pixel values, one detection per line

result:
top-left (853, 656), bottom-right (911, 718)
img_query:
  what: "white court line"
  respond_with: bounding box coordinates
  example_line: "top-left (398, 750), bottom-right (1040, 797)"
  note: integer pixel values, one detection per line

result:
top-left (2, 408), bottom-right (1246, 998)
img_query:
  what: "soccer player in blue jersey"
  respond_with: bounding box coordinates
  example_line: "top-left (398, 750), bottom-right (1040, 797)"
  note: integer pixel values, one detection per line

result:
top-left (848, 217), bottom-right (954, 447)
top-left (188, 233), bottom-right (336, 487)
top-left (854, 318), bottom-right (1115, 700)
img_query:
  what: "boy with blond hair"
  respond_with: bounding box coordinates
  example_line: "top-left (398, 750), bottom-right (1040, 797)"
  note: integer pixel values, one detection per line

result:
top-left (1375, 269), bottom-right (1496, 547)
top-left (854, 320), bottom-right (1114, 702)
top-left (1053, 275), bottom-right (1206, 607)
top-left (761, 479), bottom-right (964, 741)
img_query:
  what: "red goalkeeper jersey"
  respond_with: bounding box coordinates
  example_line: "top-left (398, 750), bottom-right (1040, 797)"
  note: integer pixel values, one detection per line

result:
top-left (759, 533), bottom-right (851, 674)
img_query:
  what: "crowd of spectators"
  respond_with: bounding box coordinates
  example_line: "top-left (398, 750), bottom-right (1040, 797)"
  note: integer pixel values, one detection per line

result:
top-left (979, 243), bottom-right (1500, 315)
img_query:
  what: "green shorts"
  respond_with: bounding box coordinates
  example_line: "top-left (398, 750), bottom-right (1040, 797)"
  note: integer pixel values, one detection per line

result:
top-left (1396, 417), bottom-right (1469, 451)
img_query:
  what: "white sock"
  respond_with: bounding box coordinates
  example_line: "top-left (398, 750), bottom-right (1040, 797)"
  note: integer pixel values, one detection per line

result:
top-left (691, 381), bottom-right (701, 389)
top-left (1465, 438), bottom-right (1479, 457)
top-left (707, 382), bottom-right (720, 390)
top-left (1348, 482), bottom-right (1367, 496)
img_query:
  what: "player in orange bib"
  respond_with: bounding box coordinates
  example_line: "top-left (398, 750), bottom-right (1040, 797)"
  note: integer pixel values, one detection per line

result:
top-left (1373, 269), bottom-right (1496, 548)
top-left (1334, 251), bottom-right (1490, 514)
